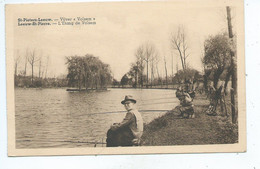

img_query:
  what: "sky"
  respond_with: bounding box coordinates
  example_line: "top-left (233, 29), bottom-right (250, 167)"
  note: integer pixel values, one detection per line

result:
top-left (11, 2), bottom-right (235, 80)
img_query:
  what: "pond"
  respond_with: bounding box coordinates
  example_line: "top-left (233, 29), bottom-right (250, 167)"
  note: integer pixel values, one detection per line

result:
top-left (15, 88), bottom-right (178, 148)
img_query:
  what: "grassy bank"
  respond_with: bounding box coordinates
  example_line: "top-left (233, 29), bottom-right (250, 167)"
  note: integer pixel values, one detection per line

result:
top-left (141, 94), bottom-right (238, 146)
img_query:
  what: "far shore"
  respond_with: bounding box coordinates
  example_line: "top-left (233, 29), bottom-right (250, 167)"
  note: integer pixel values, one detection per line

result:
top-left (110, 86), bottom-right (178, 90)
top-left (15, 86), bottom-right (179, 90)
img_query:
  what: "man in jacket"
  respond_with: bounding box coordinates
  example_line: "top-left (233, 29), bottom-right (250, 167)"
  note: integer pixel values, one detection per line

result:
top-left (106, 95), bottom-right (143, 147)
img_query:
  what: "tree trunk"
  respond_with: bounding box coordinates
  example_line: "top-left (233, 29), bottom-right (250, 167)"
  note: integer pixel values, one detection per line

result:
top-left (171, 52), bottom-right (174, 85)
top-left (135, 69), bottom-right (138, 88)
top-left (227, 6), bottom-right (237, 123)
top-left (139, 60), bottom-right (143, 88)
top-left (45, 56), bottom-right (49, 79)
top-left (146, 61), bottom-right (149, 88)
top-left (213, 68), bottom-right (224, 89)
top-left (156, 64), bottom-right (162, 87)
top-left (39, 59), bottom-right (41, 78)
top-left (31, 64), bottom-right (34, 85)
top-left (85, 74), bottom-right (88, 90)
top-left (224, 66), bottom-right (232, 94)
top-left (151, 60), bottom-right (154, 87)
top-left (140, 67), bottom-right (143, 88)
top-left (136, 62), bottom-right (139, 87)
top-left (78, 76), bottom-right (81, 90)
top-left (96, 78), bottom-right (98, 89)
top-left (177, 48), bottom-right (185, 71)
top-left (15, 62), bottom-right (18, 76)
top-left (24, 62), bottom-right (27, 77)
top-left (164, 56), bottom-right (168, 88)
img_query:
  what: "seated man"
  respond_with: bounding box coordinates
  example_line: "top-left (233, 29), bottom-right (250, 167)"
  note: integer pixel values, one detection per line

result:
top-left (177, 92), bottom-right (195, 119)
top-left (106, 95), bottom-right (143, 147)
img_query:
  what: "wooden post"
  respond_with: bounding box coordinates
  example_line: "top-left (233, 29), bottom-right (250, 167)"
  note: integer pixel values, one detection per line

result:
top-left (226, 6), bottom-right (237, 123)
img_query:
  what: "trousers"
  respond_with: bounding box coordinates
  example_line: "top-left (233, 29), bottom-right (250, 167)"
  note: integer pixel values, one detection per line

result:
top-left (106, 126), bottom-right (135, 147)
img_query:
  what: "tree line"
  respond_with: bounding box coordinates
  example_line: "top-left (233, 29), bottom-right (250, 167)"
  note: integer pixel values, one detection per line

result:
top-left (14, 49), bottom-right (113, 89)
top-left (14, 48), bottom-right (66, 88)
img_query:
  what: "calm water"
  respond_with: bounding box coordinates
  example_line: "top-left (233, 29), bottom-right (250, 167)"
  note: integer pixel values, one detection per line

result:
top-left (15, 88), bottom-right (178, 148)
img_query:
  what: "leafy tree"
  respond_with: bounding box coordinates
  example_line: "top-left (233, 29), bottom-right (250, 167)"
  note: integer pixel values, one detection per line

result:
top-left (203, 33), bottom-right (232, 88)
top-left (66, 55), bottom-right (112, 90)
top-left (112, 79), bottom-right (120, 87)
top-left (120, 74), bottom-right (129, 87)
top-left (172, 68), bottom-right (201, 85)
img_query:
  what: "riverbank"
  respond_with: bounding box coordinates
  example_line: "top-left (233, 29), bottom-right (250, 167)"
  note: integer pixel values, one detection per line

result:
top-left (141, 94), bottom-right (238, 146)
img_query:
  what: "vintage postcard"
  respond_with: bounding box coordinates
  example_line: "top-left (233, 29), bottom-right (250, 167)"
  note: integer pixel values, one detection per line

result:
top-left (6, 0), bottom-right (246, 156)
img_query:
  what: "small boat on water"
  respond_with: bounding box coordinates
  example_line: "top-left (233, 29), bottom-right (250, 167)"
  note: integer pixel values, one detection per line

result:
top-left (66, 88), bottom-right (108, 92)
top-left (66, 88), bottom-right (89, 92)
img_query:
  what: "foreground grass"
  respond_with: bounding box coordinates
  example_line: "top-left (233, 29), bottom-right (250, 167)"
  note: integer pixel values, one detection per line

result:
top-left (141, 94), bottom-right (238, 146)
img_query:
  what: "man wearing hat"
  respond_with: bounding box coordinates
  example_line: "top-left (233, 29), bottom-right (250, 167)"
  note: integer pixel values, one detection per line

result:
top-left (106, 95), bottom-right (143, 147)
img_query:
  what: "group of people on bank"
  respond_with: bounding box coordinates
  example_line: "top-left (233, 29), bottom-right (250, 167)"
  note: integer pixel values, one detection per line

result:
top-left (106, 83), bottom-right (196, 147)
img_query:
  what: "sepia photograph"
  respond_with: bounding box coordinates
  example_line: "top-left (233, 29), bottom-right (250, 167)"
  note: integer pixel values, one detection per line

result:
top-left (5, 0), bottom-right (246, 156)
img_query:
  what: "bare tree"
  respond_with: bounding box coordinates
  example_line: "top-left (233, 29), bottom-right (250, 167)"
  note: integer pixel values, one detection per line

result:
top-left (171, 51), bottom-right (174, 85)
top-left (38, 55), bottom-right (42, 78)
top-left (28, 49), bottom-right (40, 85)
top-left (175, 62), bottom-right (180, 84)
top-left (23, 48), bottom-right (29, 77)
top-left (156, 64), bottom-right (162, 87)
top-left (163, 55), bottom-right (168, 88)
top-left (154, 52), bottom-right (162, 87)
top-left (135, 46), bottom-right (145, 87)
top-left (143, 42), bottom-right (155, 87)
top-left (44, 55), bottom-right (49, 79)
top-left (170, 25), bottom-right (190, 71)
top-left (150, 57), bottom-right (154, 87)
top-left (14, 50), bottom-right (21, 76)
top-left (150, 49), bottom-right (159, 87)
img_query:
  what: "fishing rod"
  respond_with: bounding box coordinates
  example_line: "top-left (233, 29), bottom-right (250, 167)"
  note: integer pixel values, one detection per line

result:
top-left (86, 109), bottom-right (170, 116)
top-left (60, 140), bottom-right (105, 145)
top-left (46, 140), bottom-right (106, 146)
top-left (141, 96), bottom-right (176, 101)
top-left (139, 101), bottom-right (177, 106)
